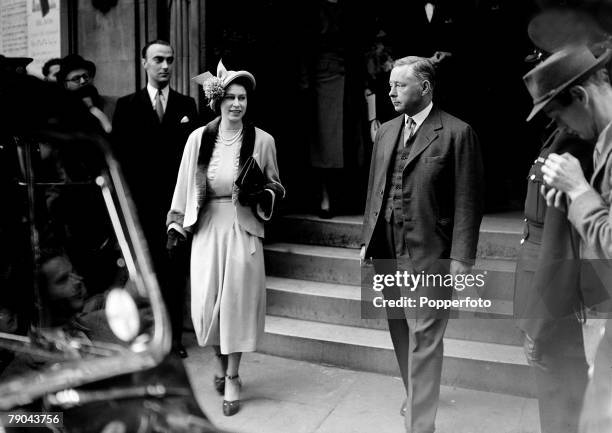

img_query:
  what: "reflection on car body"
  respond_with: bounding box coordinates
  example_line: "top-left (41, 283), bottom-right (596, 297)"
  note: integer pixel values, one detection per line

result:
top-left (0, 65), bottom-right (225, 432)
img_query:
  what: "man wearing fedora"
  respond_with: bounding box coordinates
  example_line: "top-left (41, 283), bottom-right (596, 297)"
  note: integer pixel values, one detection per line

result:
top-left (112, 40), bottom-right (198, 358)
top-left (524, 44), bottom-right (612, 433)
top-left (58, 54), bottom-right (113, 133)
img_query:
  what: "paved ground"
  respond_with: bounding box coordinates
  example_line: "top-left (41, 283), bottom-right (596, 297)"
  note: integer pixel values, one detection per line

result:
top-left (183, 333), bottom-right (540, 433)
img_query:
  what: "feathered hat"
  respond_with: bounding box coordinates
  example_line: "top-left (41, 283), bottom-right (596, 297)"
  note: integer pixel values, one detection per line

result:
top-left (192, 60), bottom-right (256, 110)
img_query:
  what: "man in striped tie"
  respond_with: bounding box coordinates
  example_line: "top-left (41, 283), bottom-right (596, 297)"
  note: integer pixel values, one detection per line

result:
top-left (112, 40), bottom-right (198, 359)
top-left (361, 56), bottom-right (483, 433)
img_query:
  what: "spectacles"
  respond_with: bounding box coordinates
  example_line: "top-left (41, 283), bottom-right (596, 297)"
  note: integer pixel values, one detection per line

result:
top-left (65, 73), bottom-right (91, 84)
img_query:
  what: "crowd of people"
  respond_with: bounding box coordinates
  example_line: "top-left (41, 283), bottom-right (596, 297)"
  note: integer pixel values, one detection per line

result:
top-left (3, 12), bottom-right (612, 430)
top-left (59, 41), bottom-right (282, 417)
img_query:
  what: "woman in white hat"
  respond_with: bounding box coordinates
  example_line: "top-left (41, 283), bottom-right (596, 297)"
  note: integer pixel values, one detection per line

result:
top-left (166, 61), bottom-right (284, 416)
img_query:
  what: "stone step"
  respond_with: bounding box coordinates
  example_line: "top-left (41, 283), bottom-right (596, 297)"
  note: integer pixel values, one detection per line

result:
top-left (266, 277), bottom-right (523, 346)
top-left (265, 243), bottom-right (360, 285)
top-left (478, 212), bottom-right (524, 260)
top-left (268, 214), bottom-right (363, 249)
top-left (268, 212), bottom-right (523, 259)
top-left (264, 243), bottom-right (516, 301)
top-left (260, 316), bottom-right (535, 398)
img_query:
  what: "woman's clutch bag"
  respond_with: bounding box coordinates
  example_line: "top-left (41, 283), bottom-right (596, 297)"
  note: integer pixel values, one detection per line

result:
top-left (235, 156), bottom-right (265, 193)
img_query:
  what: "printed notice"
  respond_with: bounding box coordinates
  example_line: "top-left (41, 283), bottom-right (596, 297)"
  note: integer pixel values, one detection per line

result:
top-left (27, 0), bottom-right (61, 76)
top-left (1, 0), bottom-right (28, 56)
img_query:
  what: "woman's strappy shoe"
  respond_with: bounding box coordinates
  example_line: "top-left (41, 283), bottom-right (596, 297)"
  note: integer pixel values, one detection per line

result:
top-left (213, 375), bottom-right (225, 395)
top-left (223, 374), bottom-right (242, 416)
top-left (213, 353), bottom-right (228, 395)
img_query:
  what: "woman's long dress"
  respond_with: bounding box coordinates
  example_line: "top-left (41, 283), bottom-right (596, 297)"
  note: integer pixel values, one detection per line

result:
top-left (190, 136), bottom-right (266, 354)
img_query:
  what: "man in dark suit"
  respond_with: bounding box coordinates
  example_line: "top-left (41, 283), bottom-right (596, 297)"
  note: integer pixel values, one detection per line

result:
top-left (361, 56), bottom-right (483, 433)
top-left (112, 40), bottom-right (198, 358)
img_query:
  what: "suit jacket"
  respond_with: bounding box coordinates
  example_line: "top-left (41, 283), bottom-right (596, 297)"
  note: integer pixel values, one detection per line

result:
top-left (567, 125), bottom-right (612, 309)
top-left (167, 120), bottom-right (285, 239)
top-left (362, 107), bottom-right (483, 271)
top-left (569, 125), bottom-right (612, 260)
top-left (111, 88), bottom-right (198, 254)
top-left (570, 127), bottom-right (612, 433)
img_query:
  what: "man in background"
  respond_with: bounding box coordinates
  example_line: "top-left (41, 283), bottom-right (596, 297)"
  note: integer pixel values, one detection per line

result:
top-left (112, 40), bottom-right (198, 358)
top-left (525, 45), bottom-right (612, 433)
top-left (42, 58), bottom-right (61, 82)
top-left (58, 54), bottom-right (113, 133)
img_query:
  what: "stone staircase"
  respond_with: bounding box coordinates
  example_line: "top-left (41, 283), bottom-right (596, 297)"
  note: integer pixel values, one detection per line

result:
top-left (259, 212), bottom-right (537, 398)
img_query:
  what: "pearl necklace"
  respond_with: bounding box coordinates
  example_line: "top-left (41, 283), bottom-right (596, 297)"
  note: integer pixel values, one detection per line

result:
top-left (219, 128), bottom-right (243, 146)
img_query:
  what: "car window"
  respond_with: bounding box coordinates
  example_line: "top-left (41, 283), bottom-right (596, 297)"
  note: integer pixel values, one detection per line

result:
top-left (0, 133), bottom-right (168, 409)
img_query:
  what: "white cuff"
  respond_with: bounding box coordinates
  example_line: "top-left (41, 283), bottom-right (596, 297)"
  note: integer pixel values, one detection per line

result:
top-left (256, 189), bottom-right (276, 221)
top-left (168, 222), bottom-right (187, 237)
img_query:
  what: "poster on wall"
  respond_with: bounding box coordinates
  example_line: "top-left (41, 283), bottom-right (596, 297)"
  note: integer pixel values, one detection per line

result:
top-left (27, 0), bottom-right (61, 76)
top-left (0, 0), bottom-right (61, 77)
top-left (0, 0), bottom-right (28, 57)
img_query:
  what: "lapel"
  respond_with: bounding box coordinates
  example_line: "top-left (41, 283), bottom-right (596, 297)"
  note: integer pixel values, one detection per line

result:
top-left (381, 115), bottom-right (404, 176)
top-left (138, 88), bottom-right (160, 126)
top-left (591, 126), bottom-right (612, 186)
top-left (541, 125), bottom-right (560, 151)
top-left (404, 107), bottom-right (442, 167)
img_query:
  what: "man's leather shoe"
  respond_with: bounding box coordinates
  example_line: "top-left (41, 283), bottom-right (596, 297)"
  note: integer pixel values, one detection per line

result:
top-left (173, 344), bottom-right (188, 359)
top-left (317, 207), bottom-right (334, 219)
top-left (400, 399), bottom-right (407, 417)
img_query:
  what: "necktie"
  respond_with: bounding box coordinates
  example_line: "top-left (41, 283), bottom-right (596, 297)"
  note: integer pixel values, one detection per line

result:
top-left (425, 2), bottom-right (435, 23)
top-left (155, 89), bottom-right (164, 122)
top-left (594, 147), bottom-right (601, 168)
top-left (404, 117), bottom-right (415, 147)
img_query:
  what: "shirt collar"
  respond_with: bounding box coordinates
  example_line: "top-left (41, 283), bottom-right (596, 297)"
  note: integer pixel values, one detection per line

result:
top-left (596, 121), bottom-right (612, 152)
top-left (146, 83), bottom-right (169, 104)
top-left (405, 101), bottom-right (433, 133)
top-left (594, 121), bottom-right (612, 166)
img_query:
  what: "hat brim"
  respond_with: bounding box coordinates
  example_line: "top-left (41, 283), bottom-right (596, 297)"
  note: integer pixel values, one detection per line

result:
top-left (191, 70), bottom-right (256, 90)
top-left (61, 60), bottom-right (96, 81)
top-left (223, 70), bottom-right (256, 90)
top-left (526, 48), bottom-right (612, 121)
top-left (69, 60), bottom-right (96, 76)
top-left (0, 57), bottom-right (33, 67)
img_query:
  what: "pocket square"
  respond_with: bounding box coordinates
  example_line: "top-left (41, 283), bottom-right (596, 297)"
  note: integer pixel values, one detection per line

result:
top-left (180, 116), bottom-right (190, 123)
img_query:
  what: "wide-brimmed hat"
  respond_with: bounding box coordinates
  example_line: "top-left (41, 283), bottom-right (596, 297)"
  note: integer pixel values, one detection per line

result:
top-left (192, 60), bottom-right (256, 110)
top-left (524, 45), bottom-right (612, 121)
top-left (57, 54), bottom-right (96, 83)
top-left (0, 55), bottom-right (33, 74)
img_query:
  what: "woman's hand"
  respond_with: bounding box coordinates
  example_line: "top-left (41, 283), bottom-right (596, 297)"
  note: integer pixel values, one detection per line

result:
top-left (166, 228), bottom-right (187, 259)
top-left (237, 188), bottom-right (266, 207)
